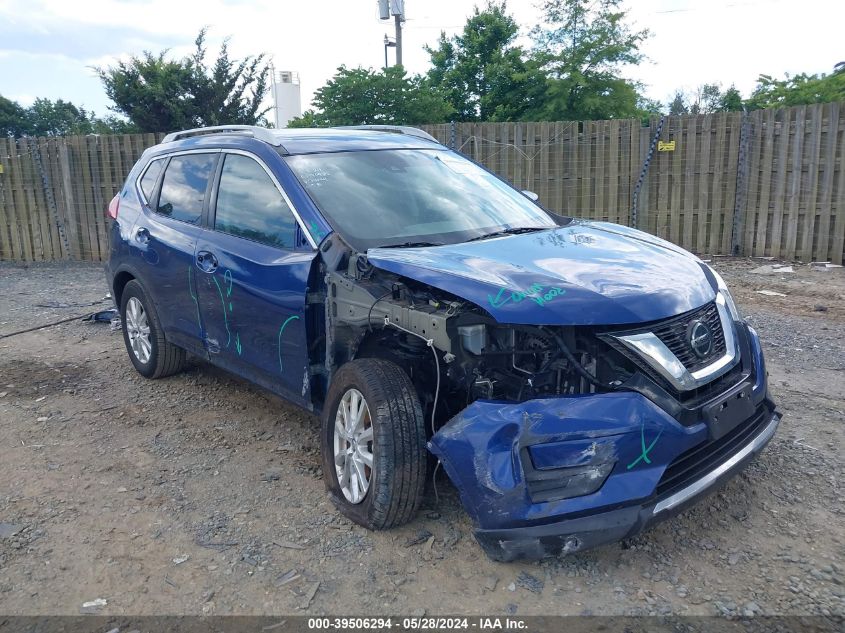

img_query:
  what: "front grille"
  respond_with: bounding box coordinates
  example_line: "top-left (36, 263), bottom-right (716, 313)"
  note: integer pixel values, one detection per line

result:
top-left (655, 405), bottom-right (770, 499)
top-left (677, 363), bottom-right (745, 405)
top-left (600, 301), bottom-right (730, 396)
top-left (651, 302), bottom-right (726, 373)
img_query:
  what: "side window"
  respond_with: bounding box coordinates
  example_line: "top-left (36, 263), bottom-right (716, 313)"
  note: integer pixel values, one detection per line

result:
top-left (156, 154), bottom-right (216, 224)
top-left (214, 154), bottom-right (298, 248)
top-left (138, 158), bottom-right (164, 202)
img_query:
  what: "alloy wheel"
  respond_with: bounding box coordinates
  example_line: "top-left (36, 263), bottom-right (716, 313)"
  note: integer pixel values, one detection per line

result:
top-left (125, 296), bottom-right (152, 364)
top-left (333, 388), bottom-right (374, 504)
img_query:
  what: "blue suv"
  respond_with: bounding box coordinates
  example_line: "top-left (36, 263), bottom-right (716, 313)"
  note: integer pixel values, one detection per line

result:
top-left (106, 125), bottom-right (780, 561)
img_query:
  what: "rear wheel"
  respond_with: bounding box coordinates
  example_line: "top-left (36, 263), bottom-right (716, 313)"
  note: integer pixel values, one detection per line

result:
top-left (120, 280), bottom-right (186, 379)
top-left (321, 359), bottom-right (427, 529)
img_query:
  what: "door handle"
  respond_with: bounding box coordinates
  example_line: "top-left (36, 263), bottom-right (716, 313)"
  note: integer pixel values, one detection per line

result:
top-left (196, 250), bottom-right (218, 272)
top-left (135, 227), bottom-right (150, 244)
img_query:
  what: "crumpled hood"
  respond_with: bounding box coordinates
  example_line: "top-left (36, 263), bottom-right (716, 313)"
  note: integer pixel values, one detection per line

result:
top-left (366, 221), bottom-right (717, 326)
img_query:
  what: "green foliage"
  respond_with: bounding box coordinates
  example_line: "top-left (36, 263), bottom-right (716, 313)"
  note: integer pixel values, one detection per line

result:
top-left (0, 94), bottom-right (28, 137)
top-left (667, 84), bottom-right (744, 115)
top-left (668, 91), bottom-right (687, 115)
top-left (300, 0), bottom-right (654, 124)
top-left (26, 98), bottom-right (97, 136)
top-left (718, 85), bottom-right (744, 112)
top-left (527, 0), bottom-right (650, 120)
top-left (745, 68), bottom-right (845, 110)
top-left (300, 66), bottom-right (453, 127)
top-left (97, 29), bottom-right (271, 132)
top-left (0, 94), bottom-right (135, 137)
top-left (425, 2), bottom-right (545, 121)
top-left (637, 96), bottom-right (663, 115)
top-left (286, 110), bottom-right (319, 128)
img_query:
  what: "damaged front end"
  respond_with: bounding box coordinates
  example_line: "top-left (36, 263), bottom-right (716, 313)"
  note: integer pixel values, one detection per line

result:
top-left (429, 321), bottom-right (779, 561)
top-left (316, 229), bottom-right (779, 562)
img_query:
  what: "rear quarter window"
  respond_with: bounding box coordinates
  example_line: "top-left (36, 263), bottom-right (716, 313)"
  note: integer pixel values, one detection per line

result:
top-left (138, 158), bottom-right (164, 202)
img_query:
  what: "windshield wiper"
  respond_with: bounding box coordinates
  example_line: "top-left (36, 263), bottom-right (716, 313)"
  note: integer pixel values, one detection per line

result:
top-left (376, 241), bottom-right (445, 249)
top-left (465, 226), bottom-right (547, 242)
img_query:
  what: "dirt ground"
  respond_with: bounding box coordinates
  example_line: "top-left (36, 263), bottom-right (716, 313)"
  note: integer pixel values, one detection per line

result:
top-left (0, 257), bottom-right (843, 617)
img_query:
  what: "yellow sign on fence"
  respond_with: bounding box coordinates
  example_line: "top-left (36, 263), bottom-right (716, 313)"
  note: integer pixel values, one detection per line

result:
top-left (657, 140), bottom-right (676, 152)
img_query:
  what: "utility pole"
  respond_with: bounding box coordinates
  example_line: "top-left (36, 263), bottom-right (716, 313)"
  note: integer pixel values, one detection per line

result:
top-left (394, 13), bottom-right (403, 66)
top-left (378, 0), bottom-right (404, 67)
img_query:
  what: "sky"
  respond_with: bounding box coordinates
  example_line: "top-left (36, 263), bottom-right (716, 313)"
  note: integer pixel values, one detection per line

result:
top-left (0, 0), bottom-right (842, 119)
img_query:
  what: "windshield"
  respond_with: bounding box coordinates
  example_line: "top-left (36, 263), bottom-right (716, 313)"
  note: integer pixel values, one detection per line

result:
top-left (285, 149), bottom-right (557, 250)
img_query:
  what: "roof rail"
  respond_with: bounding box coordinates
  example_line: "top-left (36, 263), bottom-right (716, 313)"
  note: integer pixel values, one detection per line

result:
top-left (161, 125), bottom-right (282, 146)
top-left (335, 125), bottom-right (439, 144)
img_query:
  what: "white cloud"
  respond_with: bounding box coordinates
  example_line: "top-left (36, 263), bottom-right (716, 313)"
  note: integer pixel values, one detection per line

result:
top-left (0, 0), bottom-right (842, 114)
top-left (8, 92), bottom-right (36, 106)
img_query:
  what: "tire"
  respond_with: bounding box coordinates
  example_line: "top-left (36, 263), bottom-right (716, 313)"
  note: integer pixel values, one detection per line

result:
top-left (321, 358), bottom-right (427, 529)
top-left (120, 279), bottom-right (186, 379)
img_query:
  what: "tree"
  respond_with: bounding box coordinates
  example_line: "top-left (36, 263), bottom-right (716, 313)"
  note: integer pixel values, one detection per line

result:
top-left (668, 91), bottom-right (688, 115)
top-left (0, 95), bottom-right (134, 137)
top-left (693, 84), bottom-right (723, 114)
top-left (667, 84), bottom-right (744, 115)
top-left (26, 98), bottom-right (96, 136)
top-left (294, 66), bottom-right (453, 127)
top-left (425, 2), bottom-right (545, 121)
top-left (97, 29), bottom-right (271, 132)
top-left (528, 0), bottom-right (651, 120)
top-left (0, 94), bottom-right (28, 137)
top-left (188, 31), bottom-right (271, 127)
top-left (717, 85), bottom-right (744, 112)
top-left (637, 96), bottom-right (663, 115)
top-left (88, 115), bottom-right (138, 135)
top-left (286, 110), bottom-right (319, 129)
top-left (745, 65), bottom-right (845, 110)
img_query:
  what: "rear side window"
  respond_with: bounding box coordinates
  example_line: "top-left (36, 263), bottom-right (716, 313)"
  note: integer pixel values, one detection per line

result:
top-left (139, 158), bottom-right (164, 202)
top-left (214, 154), bottom-right (298, 248)
top-left (156, 153), bottom-right (216, 224)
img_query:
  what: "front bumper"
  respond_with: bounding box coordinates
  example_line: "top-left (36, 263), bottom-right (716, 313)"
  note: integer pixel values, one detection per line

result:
top-left (428, 322), bottom-right (780, 561)
top-left (472, 410), bottom-right (779, 561)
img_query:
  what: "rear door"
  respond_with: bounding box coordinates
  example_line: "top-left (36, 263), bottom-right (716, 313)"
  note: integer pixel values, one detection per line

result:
top-left (132, 151), bottom-right (219, 356)
top-left (193, 150), bottom-right (317, 405)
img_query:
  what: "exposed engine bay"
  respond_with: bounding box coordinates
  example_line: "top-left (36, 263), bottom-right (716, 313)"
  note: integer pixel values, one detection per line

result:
top-left (310, 236), bottom-right (638, 432)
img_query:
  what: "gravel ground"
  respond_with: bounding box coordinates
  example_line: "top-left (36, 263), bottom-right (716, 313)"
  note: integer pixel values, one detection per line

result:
top-left (0, 258), bottom-right (842, 617)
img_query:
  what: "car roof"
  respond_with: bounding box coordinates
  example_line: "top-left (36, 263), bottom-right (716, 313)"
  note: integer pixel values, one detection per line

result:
top-left (157, 126), bottom-right (444, 155)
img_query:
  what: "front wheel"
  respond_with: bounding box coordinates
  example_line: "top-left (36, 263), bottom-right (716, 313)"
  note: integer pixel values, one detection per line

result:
top-left (321, 359), bottom-right (427, 529)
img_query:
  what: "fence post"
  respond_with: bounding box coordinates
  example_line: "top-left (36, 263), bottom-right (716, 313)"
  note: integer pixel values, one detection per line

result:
top-left (631, 116), bottom-right (665, 229)
top-left (449, 120), bottom-right (456, 150)
top-left (731, 111), bottom-right (752, 256)
top-left (33, 141), bottom-right (70, 259)
top-left (57, 140), bottom-right (80, 260)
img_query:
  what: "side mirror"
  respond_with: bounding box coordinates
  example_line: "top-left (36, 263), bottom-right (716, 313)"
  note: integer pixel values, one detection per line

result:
top-left (521, 190), bottom-right (539, 202)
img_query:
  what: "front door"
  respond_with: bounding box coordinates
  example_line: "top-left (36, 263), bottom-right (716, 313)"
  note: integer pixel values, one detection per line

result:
top-left (193, 152), bottom-right (317, 405)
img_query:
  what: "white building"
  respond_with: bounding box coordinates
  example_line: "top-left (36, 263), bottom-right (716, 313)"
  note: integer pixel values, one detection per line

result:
top-left (271, 71), bottom-right (302, 129)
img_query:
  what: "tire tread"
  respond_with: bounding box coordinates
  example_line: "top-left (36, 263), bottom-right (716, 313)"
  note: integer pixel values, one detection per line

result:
top-left (122, 280), bottom-right (186, 379)
top-left (322, 358), bottom-right (427, 530)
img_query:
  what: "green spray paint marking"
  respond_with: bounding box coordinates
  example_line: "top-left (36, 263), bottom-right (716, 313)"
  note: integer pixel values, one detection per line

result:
top-left (212, 276), bottom-right (232, 348)
top-left (627, 422), bottom-right (663, 470)
top-left (310, 221), bottom-right (326, 241)
top-left (187, 266), bottom-right (202, 335)
top-left (216, 269), bottom-right (243, 355)
top-left (277, 315), bottom-right (300, 372)
top-left (488, 284), bottom-right (566, 309)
